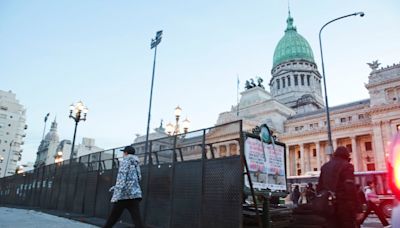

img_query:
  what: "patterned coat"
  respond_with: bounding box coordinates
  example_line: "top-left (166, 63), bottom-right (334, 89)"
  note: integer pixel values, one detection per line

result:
top-left (110, 154), bottom-right (142, 202)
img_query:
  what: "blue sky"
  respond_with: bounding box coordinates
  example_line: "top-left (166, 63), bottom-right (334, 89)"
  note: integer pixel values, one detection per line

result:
top-left (1, 0), bottom-right (399, 164)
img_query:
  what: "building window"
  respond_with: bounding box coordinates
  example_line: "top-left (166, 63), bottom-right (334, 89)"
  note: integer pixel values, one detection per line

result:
top-left (309, 124), bottom-right (313, 129)
top-left (313, 149), bottom-right (317, 157)
top-left (295, 127), bottom-right (299, 131)
top-left (297, 169), bottom-right (302, 175)
top-left (301, 75), bottom-right (305, 85)
top-left (287, 76), bottom-right (291, 86)
top-left (297, 151), bottom-right (301, 159)
top-left (365, 142), bottom-right (372, 151)
top-left (294, 75), bottom-right (298, 86)
top-left (277, 79), bottom-right (280, 89)
top-left (348, 116), bottom-right (352, 121)
top-left (358, 114), bottom-right (364, 119)
top-left (219, 145), bottom-right (227, 157)
top-left (313, 168), bottom-right (318, 171)
top-left (282, 78), bottom-right (286, 88)
top-left (367, 163), bottom-right (375, 171)
top-left (346, 144), bottom-right (352, 152)
top-left (307, 75), bottom-right (311, 86)
top-left (340, 118), bottom-right (346, 123)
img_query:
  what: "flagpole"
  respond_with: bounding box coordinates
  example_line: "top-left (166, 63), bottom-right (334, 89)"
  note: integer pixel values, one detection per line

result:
top-left (237, 75), bottom-right (240, 116)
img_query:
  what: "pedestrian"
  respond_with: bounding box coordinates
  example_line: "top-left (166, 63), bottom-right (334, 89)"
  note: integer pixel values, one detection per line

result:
top-left (359, 181), bottom-right (390, 227)
top-left (316, 146), bottom-right (363, 228)
top-left (291, 185), bottom-right (301, 206)
top-left (305, 182), bottom-right (316, 203)
top-left (103, 146), bottom-right (144, 228)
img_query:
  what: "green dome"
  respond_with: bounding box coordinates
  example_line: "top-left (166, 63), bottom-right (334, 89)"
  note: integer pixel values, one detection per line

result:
top-left (273, 14), bottom-right (315, 67)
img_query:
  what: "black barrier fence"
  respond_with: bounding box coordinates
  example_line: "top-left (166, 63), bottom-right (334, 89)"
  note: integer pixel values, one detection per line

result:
top-left (0, 121), bottom-right (244, 228)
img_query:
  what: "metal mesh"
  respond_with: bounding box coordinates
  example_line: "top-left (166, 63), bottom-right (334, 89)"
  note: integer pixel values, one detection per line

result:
top-left (0, 121), bottom-right (244, 228)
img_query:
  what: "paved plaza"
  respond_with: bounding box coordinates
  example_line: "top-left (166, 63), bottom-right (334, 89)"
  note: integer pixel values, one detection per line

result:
top-left (0, 206), bottom-right (392, 228)
top-left (0, 207), bottom-right (99, 228)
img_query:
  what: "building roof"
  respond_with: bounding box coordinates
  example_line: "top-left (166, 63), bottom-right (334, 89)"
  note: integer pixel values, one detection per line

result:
top-left (287, 99), bottom-right (370, 120)
top-left (273, 12), bottom-right (315, 67)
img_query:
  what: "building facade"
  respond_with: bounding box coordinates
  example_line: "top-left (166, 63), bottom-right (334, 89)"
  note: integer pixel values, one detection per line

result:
top-left (34, 119), bottom-right (103, 167)
top-left (214, 13), bottom-right (400, 176)
top-left (0, 90), bottom-right (27, 177)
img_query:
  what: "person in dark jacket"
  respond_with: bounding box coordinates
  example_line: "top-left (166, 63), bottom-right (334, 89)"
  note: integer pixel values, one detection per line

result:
top-left (103, 146), bottom-right (144, 228)
top-left (291, 185), bottom-right (301, 206)
top-left (305, 182), bottom-right (316, 203)
top-left (316, 146), bottom-right (363, 228)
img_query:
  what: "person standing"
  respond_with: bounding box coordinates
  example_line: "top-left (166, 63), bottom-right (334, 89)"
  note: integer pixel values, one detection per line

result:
top-left (305, 182), bottom-right (316, 203)
top-left (291, 185), bottom-right (301, 206)
top-left (316, 146), bottom-right (362, 228)
top-left (103, 146), bottom-right (144, 228)
top-left (359, 181), bottom-right (390, 227)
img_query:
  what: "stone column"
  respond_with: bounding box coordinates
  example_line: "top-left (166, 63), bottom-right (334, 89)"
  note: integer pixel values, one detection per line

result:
top-left (351, 136), bottom-right (359, 172)
top-left (300, 144), bottom-right (305, 175)
top-left (286, 145), bottom-right (291, 176)
top-left (372, 122), bottom-right (386, 170)
top-left (315, 141), bottom-right (321, 170)
top-left (332, 139), bottom-right (337, 152)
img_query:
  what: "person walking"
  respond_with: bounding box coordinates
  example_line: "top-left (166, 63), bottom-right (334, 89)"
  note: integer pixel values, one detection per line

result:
top-left (316, 146), bottom-right (362, 228)
top-left (305, 182), bottom-right (316, 203)
top-left (291, 185), bottom-right (301, 206)
top-left (359, 181), bottom-right (390, 227)
top-left (103, 146), bottom-right (144, 228)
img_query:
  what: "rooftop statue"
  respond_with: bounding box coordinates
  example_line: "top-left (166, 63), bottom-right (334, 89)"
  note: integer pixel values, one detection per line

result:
top-left (257, 77), bottom-right (265, 89)
top-left (367, 60), bottom-right (381, 71)
top-left (245, 77), bottom-right (265, 90)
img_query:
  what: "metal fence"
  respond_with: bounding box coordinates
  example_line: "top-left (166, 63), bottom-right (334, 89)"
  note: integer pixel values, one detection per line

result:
top-left (0, 121), bottom-right (244, 228)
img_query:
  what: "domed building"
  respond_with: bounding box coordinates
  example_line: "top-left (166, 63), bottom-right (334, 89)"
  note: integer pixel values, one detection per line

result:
top-left (214, 11), bottom-right (400, 177)
top-left (270, 12), bottom-right (324, 113)
top-left (34, 119), bottom-right (60, 168)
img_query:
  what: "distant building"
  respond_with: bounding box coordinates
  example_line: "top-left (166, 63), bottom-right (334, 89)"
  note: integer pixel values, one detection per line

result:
top-left (34, 119), bottom-right (103, 167)
top-left (34, 119), bottom-right (60, 168)
top-left (0, 90), bottom-right (27, 177)
top-left (75, 137), bottom-right (103, 157)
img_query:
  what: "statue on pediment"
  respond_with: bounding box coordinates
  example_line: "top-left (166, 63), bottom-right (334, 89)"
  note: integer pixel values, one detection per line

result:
top-left (367, 60), bottom-right (381, 71)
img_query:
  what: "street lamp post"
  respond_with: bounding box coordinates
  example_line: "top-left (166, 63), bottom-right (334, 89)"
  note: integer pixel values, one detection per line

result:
top-left (42, 113), bottom-right (50, 140)
top-left (319, 12), bottom-right (364, 158)
top-left (144, 30), bottom-right (163, 165)
top-left (69, 101), bottom-right (88, 160)
top-left (165, 106), bottom-right (191, 136)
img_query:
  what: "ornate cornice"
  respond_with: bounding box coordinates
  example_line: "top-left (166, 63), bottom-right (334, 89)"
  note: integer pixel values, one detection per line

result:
top-left (366, 77), bottom-right (400, 89)
top-left (367, 103), bottom-right (400, 115)
top-left (280, 120), bottom-right (372, 140)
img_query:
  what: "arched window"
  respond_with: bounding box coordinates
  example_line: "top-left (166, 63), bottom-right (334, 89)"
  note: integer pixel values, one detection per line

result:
top-left (307, 75), bottom-right (311, 86)
top-left (287, 76), bottom-right (291, 86)
top-left (277, 79), bottom-right (280, 89)
top-left (282, 78), bottom-right (286, 88)
top-left (294, 75), bottom-right (298, 86)
top-left (301, 75), bottom-right (305, 85)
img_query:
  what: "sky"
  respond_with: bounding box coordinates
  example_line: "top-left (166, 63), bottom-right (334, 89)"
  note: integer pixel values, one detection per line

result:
top-left (1, 1), bottom-right (399, 164)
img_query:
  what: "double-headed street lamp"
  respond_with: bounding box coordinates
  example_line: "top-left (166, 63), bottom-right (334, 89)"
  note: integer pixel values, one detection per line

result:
top-left (69, 101), bottom-right (88, 160)
top-left (319, 12), bottom-right (364, 157)
top-left (165, 106), bottom-right (190, 136)
top-left (144, 30), bottom-right (163, 164)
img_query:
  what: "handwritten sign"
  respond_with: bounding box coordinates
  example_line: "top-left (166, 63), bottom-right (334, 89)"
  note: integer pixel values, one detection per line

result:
top-left (244, 137), bottom-right (286, 191)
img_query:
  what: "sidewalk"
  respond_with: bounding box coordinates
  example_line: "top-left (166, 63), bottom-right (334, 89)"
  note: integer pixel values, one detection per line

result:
top-left (0, 207), bottom-right (99, 228)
